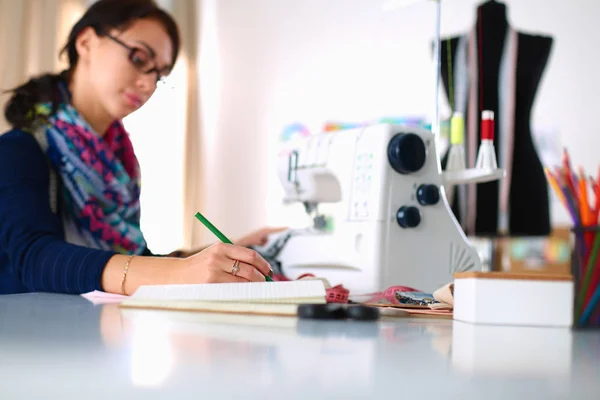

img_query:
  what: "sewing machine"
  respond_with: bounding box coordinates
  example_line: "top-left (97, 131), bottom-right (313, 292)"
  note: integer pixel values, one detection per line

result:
top-left (261, 123), bottom-right (504, 293)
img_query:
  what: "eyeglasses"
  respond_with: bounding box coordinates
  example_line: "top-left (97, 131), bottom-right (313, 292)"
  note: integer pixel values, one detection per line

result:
top-left (104, 34), bottom-right (171, 84)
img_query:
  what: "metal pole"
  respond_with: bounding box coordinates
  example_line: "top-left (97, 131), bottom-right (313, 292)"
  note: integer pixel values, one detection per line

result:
top-left (432, 0), bottom-right (441, 136)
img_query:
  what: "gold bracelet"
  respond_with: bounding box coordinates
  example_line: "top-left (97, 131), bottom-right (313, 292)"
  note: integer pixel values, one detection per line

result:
top-left (120, 255), bottom-right (135, 295)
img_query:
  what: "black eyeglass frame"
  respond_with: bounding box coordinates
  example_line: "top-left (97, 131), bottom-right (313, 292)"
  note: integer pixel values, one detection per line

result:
top-left (104, 33), bottom-right (171, 84)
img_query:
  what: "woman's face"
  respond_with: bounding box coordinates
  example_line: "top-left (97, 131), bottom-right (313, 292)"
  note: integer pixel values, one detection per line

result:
top-left (78, 18), bottom-right (174, 120)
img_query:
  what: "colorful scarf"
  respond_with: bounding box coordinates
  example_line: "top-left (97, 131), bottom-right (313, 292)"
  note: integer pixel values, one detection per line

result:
top-left (31, 83), bottom-right (147, 255)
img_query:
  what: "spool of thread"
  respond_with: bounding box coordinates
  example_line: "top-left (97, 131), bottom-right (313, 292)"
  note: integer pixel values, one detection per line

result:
top-left (481, 110), bottom-right (494, 140)
top-left (450, 112), bottom-right (465, 145)
top-left (475, 110), bottom-right (498, 170)
top-left (445, 113), bottom-right (466, 207)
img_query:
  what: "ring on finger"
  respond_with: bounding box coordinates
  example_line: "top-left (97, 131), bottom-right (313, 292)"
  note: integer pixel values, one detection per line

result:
top-left (231, 260), bottom-right (240, 276)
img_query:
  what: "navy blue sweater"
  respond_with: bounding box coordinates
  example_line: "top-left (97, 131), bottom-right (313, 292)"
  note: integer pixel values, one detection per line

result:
top-left (0, 129), bottom-right (118, 294)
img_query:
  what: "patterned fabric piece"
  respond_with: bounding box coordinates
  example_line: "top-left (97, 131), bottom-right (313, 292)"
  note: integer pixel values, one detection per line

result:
top-left (31, 84), bottom-right (147, 255)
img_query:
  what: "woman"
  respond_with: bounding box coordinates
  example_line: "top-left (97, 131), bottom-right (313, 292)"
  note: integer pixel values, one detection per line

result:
top-left (0, 0), bottom-right (279, 295)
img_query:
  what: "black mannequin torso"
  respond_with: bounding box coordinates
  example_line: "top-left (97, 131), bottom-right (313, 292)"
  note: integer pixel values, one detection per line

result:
top-left (440, 0), bottom-right (553, 237)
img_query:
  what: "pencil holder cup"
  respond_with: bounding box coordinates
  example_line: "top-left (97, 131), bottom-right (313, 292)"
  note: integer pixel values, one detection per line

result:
top-left (571, 225), bottom-right (600, 329)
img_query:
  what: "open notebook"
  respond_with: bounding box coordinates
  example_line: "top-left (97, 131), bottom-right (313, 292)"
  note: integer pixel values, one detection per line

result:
top-left (119, 280), bottom-right (327, 317)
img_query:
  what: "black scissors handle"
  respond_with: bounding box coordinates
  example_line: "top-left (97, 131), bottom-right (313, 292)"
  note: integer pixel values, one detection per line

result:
top-left (298, 303), bottom-right (379, 321)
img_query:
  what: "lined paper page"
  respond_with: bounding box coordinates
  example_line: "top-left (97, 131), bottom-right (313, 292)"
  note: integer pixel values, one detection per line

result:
top-left (130, 280), bottom-right (326, 303)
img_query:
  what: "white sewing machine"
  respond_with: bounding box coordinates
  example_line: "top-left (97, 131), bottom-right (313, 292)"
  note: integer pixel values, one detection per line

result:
top-left (263, 123), bottom-right (503, 293)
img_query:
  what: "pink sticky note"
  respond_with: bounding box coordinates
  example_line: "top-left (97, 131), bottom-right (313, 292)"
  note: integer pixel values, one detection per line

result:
top-left (81, 290), bottom-right (127, 305)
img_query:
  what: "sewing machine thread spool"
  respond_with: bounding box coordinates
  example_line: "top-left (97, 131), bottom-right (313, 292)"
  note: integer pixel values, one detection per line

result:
top-left (450, 112), bottom-right (465, 145)
top-left (475, 111), bottom-right (498, 170)
top-left (447, 113), bottom-right (466, 172)
top-left (481, 110), bottom-right (494, 140)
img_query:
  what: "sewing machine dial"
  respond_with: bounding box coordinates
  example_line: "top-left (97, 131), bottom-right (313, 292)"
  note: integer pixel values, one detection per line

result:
top-left (396, 206), bottom-right (421, 228)
top-left (387, 133), bottom-right (427, 174)
top-left (416, 184), bottom-right (440, 205)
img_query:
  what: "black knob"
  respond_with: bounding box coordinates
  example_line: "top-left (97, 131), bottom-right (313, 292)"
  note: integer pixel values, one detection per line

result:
top-left (417, 184), bottom-right (440, 205)
top-left (387, 133), bottom-right (426, 174)
top-left (397, 206), bottom-right (421, 228)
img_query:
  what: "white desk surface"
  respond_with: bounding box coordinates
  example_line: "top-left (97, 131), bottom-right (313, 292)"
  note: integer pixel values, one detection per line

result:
top-left (0, 293), bottom-right (598, 399)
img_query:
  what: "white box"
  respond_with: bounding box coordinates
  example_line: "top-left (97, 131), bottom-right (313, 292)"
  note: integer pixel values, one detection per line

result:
top-left (453, 272), bottom-right (574, 327)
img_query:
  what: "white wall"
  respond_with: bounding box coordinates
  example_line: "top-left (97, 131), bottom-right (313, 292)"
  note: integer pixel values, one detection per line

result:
top-left (123, 0), bottom-right (187, 254)
top-left (197, 0), bottom-right (600, 241)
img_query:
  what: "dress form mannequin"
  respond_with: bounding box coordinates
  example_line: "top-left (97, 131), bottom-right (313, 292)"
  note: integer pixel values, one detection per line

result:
top-left (440, 0), bottom-right (553, 237)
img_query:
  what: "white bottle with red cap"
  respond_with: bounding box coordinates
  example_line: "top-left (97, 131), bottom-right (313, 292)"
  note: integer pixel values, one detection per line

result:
top-left (475, 110), bottom-right (498, 170)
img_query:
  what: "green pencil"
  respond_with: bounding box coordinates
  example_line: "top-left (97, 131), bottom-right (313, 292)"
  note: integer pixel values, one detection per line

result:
top-left (195, 212), bottom-right (273, 282)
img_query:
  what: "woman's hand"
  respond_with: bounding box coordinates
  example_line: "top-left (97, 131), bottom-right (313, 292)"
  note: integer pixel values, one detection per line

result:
top-left (235, 226), bottom-right (288, 248)
top-left (170, 242), bottom-right (274, 284)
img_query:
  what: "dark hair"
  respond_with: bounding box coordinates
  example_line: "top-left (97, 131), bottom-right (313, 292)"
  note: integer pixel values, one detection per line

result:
top-left (3, 0), bottom-right (180, 129)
